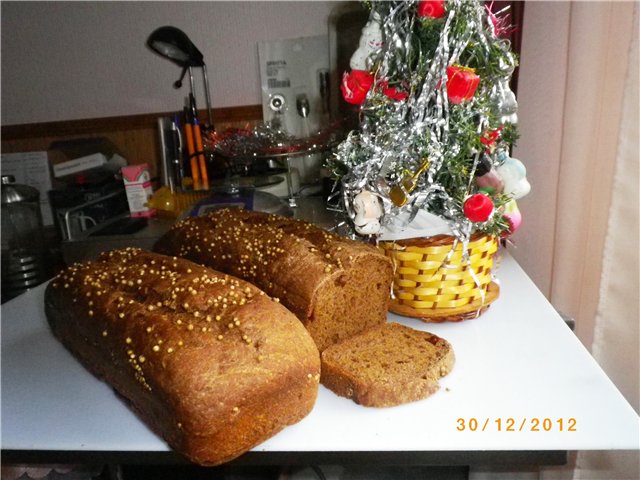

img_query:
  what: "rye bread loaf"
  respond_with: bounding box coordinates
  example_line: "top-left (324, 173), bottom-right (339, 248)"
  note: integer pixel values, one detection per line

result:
top-left (320, 322), bottom-right (454, 407)
top-left (44, 248), bottom-right (320, 466)
top-left (154, 208), bottom-right (393, 352)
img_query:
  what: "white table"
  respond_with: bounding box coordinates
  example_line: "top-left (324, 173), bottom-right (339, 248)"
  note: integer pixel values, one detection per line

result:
top-left (2, 252), bottom-right (638, 468)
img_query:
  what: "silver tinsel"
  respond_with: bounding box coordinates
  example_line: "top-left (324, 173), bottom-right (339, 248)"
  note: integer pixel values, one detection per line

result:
top-left (334, 0), bottom-right (519, 249)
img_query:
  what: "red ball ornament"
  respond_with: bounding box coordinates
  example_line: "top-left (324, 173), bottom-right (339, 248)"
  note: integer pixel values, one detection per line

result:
top-left (341, 70), bottom-right (375, 105)
top-left (463, 193), bottom-right (494, 223)
top-left (417, 0), bottom-right (446, 19)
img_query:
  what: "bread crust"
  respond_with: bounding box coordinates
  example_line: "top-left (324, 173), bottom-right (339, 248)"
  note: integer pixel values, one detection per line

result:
top-left (320, 323), bottom-right (454, 407)
top-left (154, 209), bottom-right (393, 351)
top-left (44, 248), bottom-right (320, 465)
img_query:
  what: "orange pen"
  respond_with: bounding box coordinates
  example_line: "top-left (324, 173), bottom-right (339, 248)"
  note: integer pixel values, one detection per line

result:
top-left (193, 119), bottom-right (209, 190)
top-left (184, 116), bottom-right (200, 191)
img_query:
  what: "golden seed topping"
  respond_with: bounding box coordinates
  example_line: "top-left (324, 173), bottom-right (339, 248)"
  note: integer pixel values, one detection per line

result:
top-left (126, 337), bottom-right (132, 344)
top-left (152, 345), bottom-right (160, 352)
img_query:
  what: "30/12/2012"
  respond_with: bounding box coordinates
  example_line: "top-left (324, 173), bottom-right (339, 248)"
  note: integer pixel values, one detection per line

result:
top-left (456, 417), bottom-right (578, 432)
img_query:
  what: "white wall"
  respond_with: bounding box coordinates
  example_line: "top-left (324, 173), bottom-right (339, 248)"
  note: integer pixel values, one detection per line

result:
top-left (0, 1), bottom-right (340, 125)
top-left (511, 1), bottom-right (571, 298)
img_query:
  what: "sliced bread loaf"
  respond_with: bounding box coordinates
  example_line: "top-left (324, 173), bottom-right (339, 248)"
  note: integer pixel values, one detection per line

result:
top-left (320, 322), bottom-right (454, 407)
top-left (154, 208), bottom-right (393, 352)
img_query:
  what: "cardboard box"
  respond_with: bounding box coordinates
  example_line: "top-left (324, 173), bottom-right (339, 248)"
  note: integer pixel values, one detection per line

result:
top-left (52, 152), bottom-right (108, 178)
top-left (122, 164), bottom-right (156, 218)
top-left (48, 137), bottom-right (125, 182)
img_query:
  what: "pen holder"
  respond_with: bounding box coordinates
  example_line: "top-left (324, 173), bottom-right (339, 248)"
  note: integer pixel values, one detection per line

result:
top-left (379, 233), bottom-right (500, 322)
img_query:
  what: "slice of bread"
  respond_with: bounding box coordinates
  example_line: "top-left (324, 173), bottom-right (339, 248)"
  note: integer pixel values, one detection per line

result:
top-left (320, 322), bottom-right (454, 407)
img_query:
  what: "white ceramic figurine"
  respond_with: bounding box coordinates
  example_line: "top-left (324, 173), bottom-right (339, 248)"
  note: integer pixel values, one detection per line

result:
top-left (350, 13), bottom-right (383, 71)
top-left (353, 190), bottom-right (384, 235)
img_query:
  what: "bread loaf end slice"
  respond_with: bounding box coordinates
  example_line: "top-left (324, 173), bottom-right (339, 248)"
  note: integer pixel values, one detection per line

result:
top-left (320, 322), bottom-right (454, 407)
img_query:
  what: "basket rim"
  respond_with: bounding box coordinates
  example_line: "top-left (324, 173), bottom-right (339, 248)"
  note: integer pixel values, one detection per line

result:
top-left (379, 232), bottom-right (493, 248)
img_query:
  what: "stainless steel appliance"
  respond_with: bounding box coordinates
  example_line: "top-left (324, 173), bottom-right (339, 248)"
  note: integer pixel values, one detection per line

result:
top-left (1, 175), bottom-right (47, 302)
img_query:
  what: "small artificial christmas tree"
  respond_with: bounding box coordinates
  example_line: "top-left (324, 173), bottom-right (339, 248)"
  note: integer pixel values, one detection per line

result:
top-left (330, 0), bottom-right (531, 321)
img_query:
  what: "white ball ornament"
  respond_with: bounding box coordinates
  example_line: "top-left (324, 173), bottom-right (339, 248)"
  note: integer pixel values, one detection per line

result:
top-left (496, 152), bottom-right (530, 200)
top-left (491, 78), bottom-right (518, 124)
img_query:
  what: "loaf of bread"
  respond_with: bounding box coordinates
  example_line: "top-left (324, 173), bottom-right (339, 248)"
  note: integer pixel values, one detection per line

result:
top-left (320, 322), bottom-right (454, 407)
top-left (44, 248), bottom-right (320, 466)
top-left (154, 208), bottom-right (393, 352)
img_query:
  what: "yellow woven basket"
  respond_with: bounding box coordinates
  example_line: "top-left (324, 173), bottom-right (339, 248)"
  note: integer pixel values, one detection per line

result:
top-left (380, 234), bottom-right (500, 322)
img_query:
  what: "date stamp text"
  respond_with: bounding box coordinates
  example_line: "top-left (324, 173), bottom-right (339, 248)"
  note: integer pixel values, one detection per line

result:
top-left (456, 417), bottom-right (577, 432)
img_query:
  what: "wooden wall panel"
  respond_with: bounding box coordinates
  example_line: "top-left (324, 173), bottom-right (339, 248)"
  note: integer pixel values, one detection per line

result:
top-left (1, 106), bottom-right (263, 178)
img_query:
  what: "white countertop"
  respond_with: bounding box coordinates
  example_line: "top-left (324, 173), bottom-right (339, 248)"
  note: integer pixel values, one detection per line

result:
top-left (1, 252), bottom-right (638, 460)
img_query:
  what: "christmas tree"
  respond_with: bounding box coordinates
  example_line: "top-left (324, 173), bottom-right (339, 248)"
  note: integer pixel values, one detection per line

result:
top-left (330, 0), bottom-right (530, 243)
